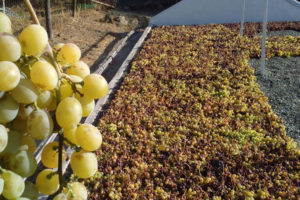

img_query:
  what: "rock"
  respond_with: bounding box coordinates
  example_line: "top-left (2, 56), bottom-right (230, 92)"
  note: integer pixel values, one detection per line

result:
top-left (115, 16), bottom-right (129, 26)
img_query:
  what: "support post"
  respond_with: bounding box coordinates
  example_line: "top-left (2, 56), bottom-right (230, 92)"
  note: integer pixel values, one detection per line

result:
top-left (45, 0), bottom-right (52, 39)
top-left (260, 0), bottom-right (268, 76)
top-left (240, 0), bottom-right (246, 36)
top-left (73, 0), bottom-right (77, 17)
top-left (3, 0), bottom-right (5, 14)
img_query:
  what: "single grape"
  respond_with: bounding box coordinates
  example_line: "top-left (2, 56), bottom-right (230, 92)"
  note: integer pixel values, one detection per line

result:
top-left (76, 124), bottom-right (102, 152)
top-left (82, 74), bottom-right (108, 99)
top-left (37, 90), bottom-right (54, 108)
top-left (0, 124), bottom-right (8, 153)
top-left (0, 61), bottom-right (20, 92)
top-left (30, 60), bottom-right (58, 90)
top-left (69, 75), bottom-right (83, 83)
top-left (70, 151), bottom-right (98, 179)
top-left (66, 61), bottom-right (90, 79)
top-left (27, 109), bottom-right (53, 140)
top-left (54, 193), bottom-right (68, 200)
top-left (0, 178), bottom-right (4, 195)
top-left (67, 182), bottom-right (88, 200)
top-left (57, 43), bottom-right (81, 65)
top-left (2, 170), bottom-right (25, 199)
top-left (41, 142), bottom-right (66, 168)
top-left (11, 79), bottom-right (39, 104)
top-left (56, 97), bottom-right (82, 129)
top-left (0, 130), bottom-right (21, 156)
top-left (22, 181), bottom-right (39, 200)
top-left (60, 80), bottom-right (73, 99)
top-left (19, 24), bottom-right (48, 56)
top-left (0, 94), bottom-right (19, 124)
top-left (20, 135), bottom-right (36, 154)
top-left (0, 34), bottom-right (21, 62)
top-left (12, 117), bottom-right (27, 134)
top-left (0, 12), bottom-right (12, 34)
top-left (36, 169), bottom-right (59, 195)
top-left (75, 93), bottom-right (95, 117)
top-left (9, 150), bottom-right (37, 177)
top-left (64, 127), bottom-right (79, 146)
top-left (18, 105), bottom-right (33, 120)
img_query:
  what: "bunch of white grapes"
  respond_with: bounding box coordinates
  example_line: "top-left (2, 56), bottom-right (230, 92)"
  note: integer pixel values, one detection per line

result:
top-left (0, 12), bottom-right (108, 199)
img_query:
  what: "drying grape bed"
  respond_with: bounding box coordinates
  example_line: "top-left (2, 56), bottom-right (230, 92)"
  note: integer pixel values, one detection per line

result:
top-left (86, 23), bottom-right (300, 199)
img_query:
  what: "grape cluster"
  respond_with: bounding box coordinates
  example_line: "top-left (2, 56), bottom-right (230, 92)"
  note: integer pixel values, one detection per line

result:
top-left (0, 12), bottom-right (108, 199)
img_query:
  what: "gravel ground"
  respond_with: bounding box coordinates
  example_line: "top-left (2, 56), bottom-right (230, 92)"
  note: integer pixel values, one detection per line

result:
top-left (249, 36), bottom-right (300, 146)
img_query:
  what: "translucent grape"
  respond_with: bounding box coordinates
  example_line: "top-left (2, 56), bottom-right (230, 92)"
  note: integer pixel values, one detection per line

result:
top-left (41, 142), bottom-right (66, 168)
top-left (0, 94), bottom-right (19, 124)
top-left (20, 135), bottom-right (36, 154)
top-left (37, 90), bottom-right (54, 108)
top-left (75, 94), bottom-right (95, 117)
top-left (67, 182), bottom-right (88, 200)
top-left (64, 127), bottom-right (79, 146)
top-left (54, 193), bottom-right (68, 200)
top-left (0, 178), bottom-right (4, 195)
top-left (2, 170), bottom-right (25, 199)
top-left (30, 60), bottom-right (58, 90)
top-left (0, 12), bottom-right (12, 34)
top-left (60, 81), bottom-right (73, 99)
top-left (76, 124), bottom-right (102, 152)
top-left (69, 75), bottom-right (83, 83)
top-left (0, 34), bottom-right (21, 62)
top-left (67, 61), bottom-right (90, 79)
top-left (0, 61), bottom-right (20, 92)
top-left (12, 117), bottom-right (27, 134)
top-left (36, 169), bottom-right (59, 195)
top-left (0, 130), bottom-right (21, 156)
top-left (70, 151), bottom-right (98, 178)
top-left (9, 150), bottom-right (37, 177)
top-left (11, 79), bottom-right (39, 104)
top-left (0, 124), bottom-right (8, 153)
top-left (82, 74), bottom-right (108, 99)
top-left (22, 181), bottom-right (39, 200)
top-left (19, 24), bottom-right (48, 56)
top-left (57, 43), bottom-right (81, 65)
top-left (56, 97), bottom-right (82, 129)
top-left (27, 109), bottom-right (53, 140)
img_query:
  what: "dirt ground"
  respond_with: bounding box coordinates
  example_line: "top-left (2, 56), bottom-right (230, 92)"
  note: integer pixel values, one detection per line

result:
top-left (9, 4), bottom-right (151, 67)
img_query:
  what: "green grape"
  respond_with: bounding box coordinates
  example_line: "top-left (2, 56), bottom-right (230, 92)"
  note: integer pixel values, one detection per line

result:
top-left (20, 135), bottom-right (36, 154)
top-left (56, 97), bottom-right (82, 129)
top-left (82, 74), bottom-right (108, 99)
top-left (0, 61), bottom-right (20, 92)
top-left (60, 81), bottom-right (73, 99)
top-left (0, 178), bottom-right (4, 195)
top-left (76, 124), bottom-right (102, 152)
top-left (66, 61), bottom-right (90, 79)
top-left (9, 150), bottom-right (37, 177)
top-left (75, 94), bottom-right (95, 117)
top-left (22, 181), bottom-right (39, 200)
top-left (0, 130), bottom-right (21, 156)
top-left (12, 116), bottom-right (27, 134)
top-left (0, 34), bottom-right (21, 62)
top-left (19, 24), bottom-right (48, 56)
top-left (70, 150), bottom-right (98, 179)
top-left (41, 142), bottom-right (66, 169)
top-left (27, 109), bottom-right (53, 140)
top-left (30, 60), bottom-right (58, 90)
top-left (67, 182), bottom-right (88, 200)
top-left (0, 94), bottom-right (19, 124)
top-left (0, 12), bottom-right (12, 34)
top-left (11, 79), bottom-right (39, 104)
top-left (36, 169), bottom-right (59, 195)
top-left (0, 124), bottom-right (8, 153)
top-left (57, 43), bottom-right (81, 65)
top-left (54, 193), bottom-right (68, 200)
top-left (2, 170), bottom-right (25, 199)
top-left (37, 90), bottom-right (54, 108)
top-left (18, 105), bottom-right (33, 120)
top-left (64, 127), bottom-right (79, 146)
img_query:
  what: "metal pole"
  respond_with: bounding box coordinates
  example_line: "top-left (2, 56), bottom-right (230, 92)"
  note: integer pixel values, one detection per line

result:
top-left (260, 0), bottom-right (268, 76)
top-left (240, 0), bottom-right (246, 36)
top-left (3, 0), bottom-right (5, 14)
top-left (45, 0), bottom-right (52, 39)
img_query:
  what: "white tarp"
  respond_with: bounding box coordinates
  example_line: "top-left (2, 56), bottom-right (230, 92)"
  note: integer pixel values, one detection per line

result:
top-left (150, 0), bottom-right (300, 25)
